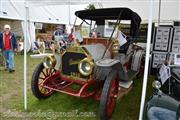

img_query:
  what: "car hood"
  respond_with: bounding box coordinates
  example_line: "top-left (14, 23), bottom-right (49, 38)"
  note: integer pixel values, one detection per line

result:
top-left (82, 43), bottom-right (111, 61)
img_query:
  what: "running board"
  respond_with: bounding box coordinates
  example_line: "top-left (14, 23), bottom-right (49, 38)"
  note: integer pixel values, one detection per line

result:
top-left (119, 80), bottom-right (133, 89)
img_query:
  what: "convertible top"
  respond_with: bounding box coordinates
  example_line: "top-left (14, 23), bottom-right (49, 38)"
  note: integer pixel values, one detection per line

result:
top-left (75, 8), bottom-right (141, 37)
top-left (75, 8), bottom-right (141, 21)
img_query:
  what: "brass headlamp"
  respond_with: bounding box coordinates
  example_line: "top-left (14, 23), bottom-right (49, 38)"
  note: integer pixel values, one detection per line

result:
top-left (43, 55), bottom-right (56, 68)
top-left (78, 58), bottom-right (94, 76)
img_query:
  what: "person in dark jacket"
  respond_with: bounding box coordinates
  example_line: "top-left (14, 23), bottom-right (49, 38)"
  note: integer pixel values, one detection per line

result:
top-left (0, 24), bottom-right (17, 72)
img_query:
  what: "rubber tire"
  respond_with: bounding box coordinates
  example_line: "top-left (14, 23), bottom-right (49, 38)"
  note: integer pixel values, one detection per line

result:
top-left (99, 70), bottom-right (117, 120)
top-left (31, 62), bottom-right (54, 100)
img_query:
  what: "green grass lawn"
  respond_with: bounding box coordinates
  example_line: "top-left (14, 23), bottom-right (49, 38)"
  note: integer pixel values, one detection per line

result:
top-left (0, 54), bottom-right (154, 120)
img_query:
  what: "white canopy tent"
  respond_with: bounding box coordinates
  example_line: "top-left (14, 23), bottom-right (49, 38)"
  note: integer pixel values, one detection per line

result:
top-left (1, 0), bottom-right (179, 50)
top-left (28, 5), bottom-right (88, 24)
top-left (0, 0), bottom-right (180, 120)
top-left (2, 0), bottom-right (179, 23)
top-left (0, 1), bottom-right (32, 50)
top-left (0, 0), bottom-right (24, 20)
top-left (0, 0), bottom-right (89, 51)
top-left (102, 1), bottom-right (180, 23)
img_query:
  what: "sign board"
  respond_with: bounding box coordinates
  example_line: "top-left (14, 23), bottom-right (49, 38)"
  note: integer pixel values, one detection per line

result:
top-left (159, 64), bottom-right (171, 84)
top-left (117, 30), bottom-right (127, 47)
top-left (73, 30), bottom-right (83, 42)
top-left (174, 54), bottom-right (180, 65)
top-left (35, 23), bottom-right (43, 30)
top-left (104, 26), bottom-right (117, 38)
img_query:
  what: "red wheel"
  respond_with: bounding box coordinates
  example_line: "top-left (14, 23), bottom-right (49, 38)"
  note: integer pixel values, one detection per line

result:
top-left (31, 62), bottom-right (57, 99)
top-left (107, 78), bottom-right (119, 117)
top-left (99, 71), bottom-right (119, 120)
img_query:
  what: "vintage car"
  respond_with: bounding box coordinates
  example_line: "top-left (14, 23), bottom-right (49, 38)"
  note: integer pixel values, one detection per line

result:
top-left (31, 8), bottom-right (144, 120)
top-left (145, 64), bottom-right (180, 120)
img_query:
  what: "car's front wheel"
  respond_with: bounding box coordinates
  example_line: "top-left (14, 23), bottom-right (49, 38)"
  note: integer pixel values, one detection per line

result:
top-left (99, 71), bottom-right (119, 120)
top-left (31, 62), bottom-right (57, 99)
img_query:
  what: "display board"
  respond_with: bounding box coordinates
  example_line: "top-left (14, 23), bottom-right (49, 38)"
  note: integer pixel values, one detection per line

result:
top-left (171, 26), bottom-right (180, 53)
top-left (119, 23), bottom-right (154, 43)
top-left (174, 54), bottom-right (180, 65)
top-left (151, 52), bottom-right (167, 68)
top-left (151, 26), bottom-right (180, 72)
top-left (153, 27), bottom-right (173, 52)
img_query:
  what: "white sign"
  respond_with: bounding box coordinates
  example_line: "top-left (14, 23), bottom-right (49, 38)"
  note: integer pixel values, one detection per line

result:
top-left (174, 54), bottom-right (180, 65)
top-left (104, 27), bottom-right (114, 37)
top-left (35, 23), bottom-right (43, 30)
top-left (73, 30), bottom-right (83, 42)
top-left (159, 64), bottom-right (171, 84)
top-left (117, 30), bottom-right (127, 47)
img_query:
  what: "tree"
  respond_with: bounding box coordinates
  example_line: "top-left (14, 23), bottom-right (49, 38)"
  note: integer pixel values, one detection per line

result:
top-left (85, 4), bottom-right (96, 10)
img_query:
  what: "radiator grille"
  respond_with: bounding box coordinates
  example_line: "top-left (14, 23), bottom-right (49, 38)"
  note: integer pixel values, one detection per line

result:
top-left (62, 52), bottom-right (88, 79)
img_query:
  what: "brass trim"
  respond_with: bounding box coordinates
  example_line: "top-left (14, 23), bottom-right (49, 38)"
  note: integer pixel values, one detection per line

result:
top-left (43, 55), bottom-right (56, 68)
top-left (61, 73), bottom-right (88, 81)
top-left (112, 39), bottom-right (120, 53)
top-left (60, 45), bottom-right (94, 80)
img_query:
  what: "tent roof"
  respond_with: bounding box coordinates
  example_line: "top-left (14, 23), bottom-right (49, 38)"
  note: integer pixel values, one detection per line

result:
top-left (1, 0), bottom-right (179, 23)
top-left (25, 0), bottom-right (120, 6)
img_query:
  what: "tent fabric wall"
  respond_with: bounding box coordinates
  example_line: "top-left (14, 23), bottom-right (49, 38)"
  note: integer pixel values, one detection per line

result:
top-left (0, 0), bottom-right (85, 51)
top-left (29, 4), bottom-right (87, 25)
top-left (0, 0), bottom-right (88, 51)
top-left (21, 21), bottom-right (31, 51)
top-left (0, 0), bottom-right (24, 20)
top-left (102, 1), bottom-right (180, 22)
top-left (1, 0), bottom-right (180, 23)
top-left (29, 6), bottom-right (68, 24)
top-left (29, 22), bottom-right (35, 50)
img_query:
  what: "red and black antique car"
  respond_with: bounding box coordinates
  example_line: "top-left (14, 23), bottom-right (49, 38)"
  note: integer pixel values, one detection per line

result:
top-left (31, 8), bottom-right (144, 120)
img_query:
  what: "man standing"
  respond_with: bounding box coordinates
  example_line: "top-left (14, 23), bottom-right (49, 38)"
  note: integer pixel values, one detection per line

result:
top-left (52, 25), bottom-right (64, 41)
top-left (0, 24), bottom-right (17, 73)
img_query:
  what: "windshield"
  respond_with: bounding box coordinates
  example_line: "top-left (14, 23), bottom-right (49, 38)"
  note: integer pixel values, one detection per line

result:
top-left (74, 19), bottom-right (131, 40)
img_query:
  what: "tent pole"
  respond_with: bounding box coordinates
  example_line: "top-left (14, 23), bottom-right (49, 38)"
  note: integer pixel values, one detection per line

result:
top-left (0, 0), bottom-right (2, 16)
top-left (139, 0), bottom-right (154, 119)
top-left (24, 2), bottom-right (28, 111)
top-left (68, 0), bottom-right (71, 25)
top-left (158, 0), bottom-right (161, 26)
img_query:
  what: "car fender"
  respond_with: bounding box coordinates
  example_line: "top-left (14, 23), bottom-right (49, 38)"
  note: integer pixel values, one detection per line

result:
top-left (94, 58), bottom-right (129, 81)
top-left (30, 53), bottom-right (61, 70)
top-left (94, 58), bottom-right (120, 81)
top-left (146, 92), bottom-right (180, 112)
top-left (30, 53), bottom-right (53, 59)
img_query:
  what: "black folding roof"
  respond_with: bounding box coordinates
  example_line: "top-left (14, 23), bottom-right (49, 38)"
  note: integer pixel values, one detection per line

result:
top-left (75, 8), bottom-right (140, 21)
top-left (75, 8), bottom-right (141, 37)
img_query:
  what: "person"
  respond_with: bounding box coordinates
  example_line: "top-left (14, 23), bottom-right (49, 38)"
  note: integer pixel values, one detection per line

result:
top-left (34, 36), bottom-right (45, 54)
top-left (92, 31), bottom-right (97, 38)
top-left (52, 25), bottom-right (66, 52)
top-left (63, 29), bottom-right (69, 42)
top-left (0, 24), bottom-right (17, 73)
top-left (52, 25), bottom-right (64, 41)
top-left (68, 28), bottom-right (74, 42)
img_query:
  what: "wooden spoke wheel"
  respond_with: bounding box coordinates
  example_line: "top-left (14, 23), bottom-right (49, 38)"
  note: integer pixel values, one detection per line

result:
top-left (31, 62), bottom-right (57, 99)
